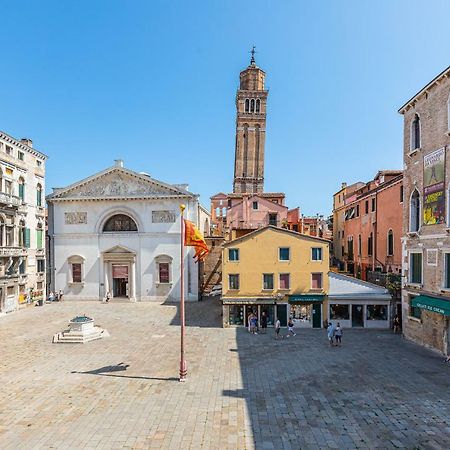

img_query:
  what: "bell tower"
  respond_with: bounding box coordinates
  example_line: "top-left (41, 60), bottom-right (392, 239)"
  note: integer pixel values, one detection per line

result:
top-left (233, 47), bottom-right (268, 194)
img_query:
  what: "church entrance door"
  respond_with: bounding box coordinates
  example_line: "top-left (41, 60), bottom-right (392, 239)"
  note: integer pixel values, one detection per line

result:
top-left (112, 265), bottom-right (129, 298)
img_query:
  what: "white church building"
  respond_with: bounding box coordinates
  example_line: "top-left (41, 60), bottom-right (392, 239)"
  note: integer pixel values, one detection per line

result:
top-left (47, 160), bottom-right (209, 302)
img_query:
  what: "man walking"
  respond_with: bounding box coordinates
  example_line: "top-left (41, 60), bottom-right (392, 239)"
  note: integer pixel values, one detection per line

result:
top-left (327, 322), bottom-right (335, 346)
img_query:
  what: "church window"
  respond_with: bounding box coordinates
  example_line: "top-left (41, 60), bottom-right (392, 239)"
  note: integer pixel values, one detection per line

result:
top-left (156, 255), bottom-right (172, 284)
top-left (250, 99), bottom-right (255, 112)
top-left (68, 255), bottom-right (84, 283)
top-left (245, 99), bottom-right (249, 112)
top-left (256, 99), bottom-right (260, 113)
top-left (103, 214), bottom-right (138, 232)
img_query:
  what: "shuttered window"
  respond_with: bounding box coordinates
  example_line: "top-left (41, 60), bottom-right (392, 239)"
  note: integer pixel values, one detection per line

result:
top-left (72, 263), bottom-right (82, 283)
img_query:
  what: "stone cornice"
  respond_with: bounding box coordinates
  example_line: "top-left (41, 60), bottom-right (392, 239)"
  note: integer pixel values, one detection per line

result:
top-left (47, 194), bottom-right (194, 203)
top-left (0, 131), bottom-right (48, 159)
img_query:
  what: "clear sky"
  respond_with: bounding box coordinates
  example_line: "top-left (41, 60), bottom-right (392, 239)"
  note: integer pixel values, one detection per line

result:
top-left (0, 0), bottom-right (449, 216)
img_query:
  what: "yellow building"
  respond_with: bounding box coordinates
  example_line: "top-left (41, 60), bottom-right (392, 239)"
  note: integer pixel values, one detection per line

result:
top-left (222, 226), bottom-right (330, 328)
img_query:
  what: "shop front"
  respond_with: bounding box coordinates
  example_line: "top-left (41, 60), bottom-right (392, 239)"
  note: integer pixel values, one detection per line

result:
top-left (223, 298), bottom-right (289, 328)
top-left (328, 272), bottom-right (392, 329)
top-left (288, 294), bottom-right (324, 328)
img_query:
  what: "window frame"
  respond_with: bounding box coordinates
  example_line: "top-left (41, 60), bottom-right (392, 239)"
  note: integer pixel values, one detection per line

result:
top-left (278, 273), bottom-right (290, 290)
top-left (409, 251), bottom-right (423, 285)
top-left (228, 273), bottom-right (240, 290)
top-left (409, 189), bottom-right (421, 233)
top-left (387, 229), bottom-right (394, 256)
top-left (410, 113), bottom-right (421, 151)
top-left (228, 248), bottom-right (240, 262)
top-left (443, 252), bottom-right (450, 290)
top-left (279, 247), bottom-right (290, 261)
top-left (311, 272), bottom-right (323, 290)
top-left (155, 255), bottom-right (173, 284)
top-left (262, 273), bottom-right (274, 290)
top-left (311, 247), bottom-right (323, 261)
top-left (68, 255), bottom-right (85, 284)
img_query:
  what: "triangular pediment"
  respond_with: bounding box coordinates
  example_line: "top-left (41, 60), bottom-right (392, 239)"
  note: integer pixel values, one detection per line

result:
top-left (103, 245), bottom-right (135, 255)
top-left (48, 167), bottom-right (194, 200)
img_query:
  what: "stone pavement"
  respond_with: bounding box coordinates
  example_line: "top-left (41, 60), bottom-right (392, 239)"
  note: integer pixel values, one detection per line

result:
top-left (0, 299), bottom-right (449, 449)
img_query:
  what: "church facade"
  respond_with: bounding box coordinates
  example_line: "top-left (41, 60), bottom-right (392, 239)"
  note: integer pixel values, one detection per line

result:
top-left (47, 160), bottom-right (208, 302)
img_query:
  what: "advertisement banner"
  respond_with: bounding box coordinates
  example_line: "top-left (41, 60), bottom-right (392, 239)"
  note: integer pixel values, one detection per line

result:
top-left (423, 147), bottom-right (446, 225)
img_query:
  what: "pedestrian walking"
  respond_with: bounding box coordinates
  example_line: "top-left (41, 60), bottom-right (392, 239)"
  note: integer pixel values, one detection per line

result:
top-left (261, 311), bottom-right (268, 334)
top-left (275, 318), bottom-right (281, 340)
top-left (58, 289), bottom-right (64, 302)
top-left (393, 314), bottom-right (400, 333)
top-left (335, 322), bottom-right (343, 346)
top-left (284, 317), bottom-right (296, 338)
top-left (106, 291), bottom-right (111, 303)
top-left (327, 322), bottom-right (335, 346)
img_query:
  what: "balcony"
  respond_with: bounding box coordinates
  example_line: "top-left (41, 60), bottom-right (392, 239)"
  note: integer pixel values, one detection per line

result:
top-left (0, 192), bottom-right (21, 207)
top-left (0, 246), bottom-right (27, 257)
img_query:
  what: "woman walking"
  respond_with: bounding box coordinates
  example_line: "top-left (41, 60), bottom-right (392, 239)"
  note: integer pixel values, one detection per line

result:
top-left (335, 322), bottom-right (343, 346)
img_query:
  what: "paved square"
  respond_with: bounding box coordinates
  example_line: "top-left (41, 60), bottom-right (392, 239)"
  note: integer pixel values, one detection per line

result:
top-left (0, 299), bottom-right (449, 449)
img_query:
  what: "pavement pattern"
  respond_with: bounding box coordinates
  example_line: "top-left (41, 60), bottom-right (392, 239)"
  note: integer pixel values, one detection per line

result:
top-left (0, 299), bottom-right (449, 449)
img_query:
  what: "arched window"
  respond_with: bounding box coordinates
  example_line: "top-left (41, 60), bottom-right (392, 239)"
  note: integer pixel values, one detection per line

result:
top-left (18, 177), bottom-right (25, 202)
top-left (387, 229), bottom-right (394, 256)
top-left (36, 222), bottom-right (43, 249)
top-left (410, 114), bottom-right (421, 150)
top-left (250, 99), bottom-right (255, 112)
top-left (36, 183), bottom-right (42, 207)
top-left (410, 189), bottom-right (420, 232)
top-left (256, 99), bottom-right (260, 113)
top-left (245, 99), bottom-right (249, 112)
top-left (103, 214), bottom-right (138, 232)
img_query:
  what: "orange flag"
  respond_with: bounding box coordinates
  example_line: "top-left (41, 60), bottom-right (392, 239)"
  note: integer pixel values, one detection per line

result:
top-left (184, 220), bottom-right (209, 262)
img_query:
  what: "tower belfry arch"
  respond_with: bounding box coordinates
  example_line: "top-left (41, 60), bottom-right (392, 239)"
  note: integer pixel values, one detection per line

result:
top-left (233, 48), bottom-right (268, 194)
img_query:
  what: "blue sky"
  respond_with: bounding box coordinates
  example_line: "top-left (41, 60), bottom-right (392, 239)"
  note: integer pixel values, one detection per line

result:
top-left (0, 0), bottom-right (449, 215)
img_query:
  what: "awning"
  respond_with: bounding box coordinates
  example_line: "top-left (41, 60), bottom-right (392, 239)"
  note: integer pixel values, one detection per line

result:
top-left (411, 295), bottom-right (450, 317)
top-left (289, 294), bottom-right (325, 303)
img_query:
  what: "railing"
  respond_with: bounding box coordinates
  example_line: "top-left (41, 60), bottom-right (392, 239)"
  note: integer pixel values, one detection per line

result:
top-left (0, 246), bottom-right (27, 257)
top-left (0, 192), bottom-right (21, 207)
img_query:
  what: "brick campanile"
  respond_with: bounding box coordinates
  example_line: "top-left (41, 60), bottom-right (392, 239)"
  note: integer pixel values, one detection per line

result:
top-left (232, 49), bottom-right (268, 194)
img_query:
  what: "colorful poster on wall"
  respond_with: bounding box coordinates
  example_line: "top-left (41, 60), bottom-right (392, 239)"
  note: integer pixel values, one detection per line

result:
top-left (423, 147), bottom-right (446, 225)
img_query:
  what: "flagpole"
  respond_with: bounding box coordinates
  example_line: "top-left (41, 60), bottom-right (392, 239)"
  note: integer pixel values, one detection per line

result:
top-left (179, 204), bottom-right (187, 382)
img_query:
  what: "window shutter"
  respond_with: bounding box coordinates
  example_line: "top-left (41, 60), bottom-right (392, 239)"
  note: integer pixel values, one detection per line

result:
top-left (25, 228), bottom-right (30, 248)
top-left (37, 230), bottom-right (43, 249)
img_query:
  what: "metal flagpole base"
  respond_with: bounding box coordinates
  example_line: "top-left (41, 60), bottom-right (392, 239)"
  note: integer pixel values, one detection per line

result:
top-left (179, 360), bottom-right (187, 382)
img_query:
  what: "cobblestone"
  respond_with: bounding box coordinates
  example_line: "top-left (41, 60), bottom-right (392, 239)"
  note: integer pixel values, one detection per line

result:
top-left (0, 299), bottom-right (450, 449)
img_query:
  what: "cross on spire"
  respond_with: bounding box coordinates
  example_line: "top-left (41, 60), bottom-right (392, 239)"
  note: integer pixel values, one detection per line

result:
top-left (250, 46), bottom-right (256, 65)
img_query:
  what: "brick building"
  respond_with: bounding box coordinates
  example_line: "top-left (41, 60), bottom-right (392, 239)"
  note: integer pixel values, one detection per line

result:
top-left (287, 207), bottom-right (332, 239)
top-left (399, 65), bottom-right (450, 355)
top-left (332, 171), bottom-right (403, 281)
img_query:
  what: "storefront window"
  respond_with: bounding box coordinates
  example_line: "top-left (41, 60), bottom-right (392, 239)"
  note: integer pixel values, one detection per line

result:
top-left (291, 304), bottom-right (311, 323)
top-left (330, 304), bottom-right (350, 320)
top-left (260, 305), bottom-right (274, 326)
top-left (366, 305), bottom-right (388, 320)
top-left (229, 305), bottom-right (244, 325)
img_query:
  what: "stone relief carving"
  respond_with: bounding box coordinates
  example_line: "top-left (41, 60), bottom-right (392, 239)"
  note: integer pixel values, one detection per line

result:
top-left (62, 173), bottom-right (176, 198)
top-left (152, 210), bottom-right (176, 223)
top-left (65, 212), bottom-right (87, 224)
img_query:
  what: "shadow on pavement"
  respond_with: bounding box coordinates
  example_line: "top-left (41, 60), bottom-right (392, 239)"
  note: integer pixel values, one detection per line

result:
top-left (71, 363), bottom-right (179, 382)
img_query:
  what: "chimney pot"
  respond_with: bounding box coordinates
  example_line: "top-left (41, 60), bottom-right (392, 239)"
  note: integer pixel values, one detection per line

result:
top-left (114, 159), bottom-right (124, 168)
top-left (21, 138), bottom-right (33, 148)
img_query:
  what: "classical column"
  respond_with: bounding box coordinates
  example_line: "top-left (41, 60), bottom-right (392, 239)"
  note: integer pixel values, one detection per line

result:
top-left (130, 259), bottom-right (136, 301)
top-left (104, 260), bottom-right (109, 298)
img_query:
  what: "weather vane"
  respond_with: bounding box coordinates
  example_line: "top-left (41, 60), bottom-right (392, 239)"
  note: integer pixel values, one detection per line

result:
top-left (250, 45), bottom-right (257, 64)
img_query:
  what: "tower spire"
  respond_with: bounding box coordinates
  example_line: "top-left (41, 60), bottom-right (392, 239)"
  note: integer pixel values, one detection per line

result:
top-left (250, 45), bottom-right (256, 66)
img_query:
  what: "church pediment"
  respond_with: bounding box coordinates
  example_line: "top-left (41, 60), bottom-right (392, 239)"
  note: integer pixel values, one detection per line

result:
top-left (48, 167), bottom-right (194, 200)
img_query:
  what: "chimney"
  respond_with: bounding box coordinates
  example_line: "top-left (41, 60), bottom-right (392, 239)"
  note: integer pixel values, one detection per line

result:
top-left (21, 138), bottom-right (33, 148)
top-left (114, 159), bottom-right (124, 168)
top-left (341, 182), bottom-right (347, 189)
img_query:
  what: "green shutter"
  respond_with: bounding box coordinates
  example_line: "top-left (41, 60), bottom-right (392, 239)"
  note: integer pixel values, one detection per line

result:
top-left (37, 230), bottom-right (43, 249)
top-left (25, 228), bottom-right (30, 248)
top-left (37, 190), bottom-right (41, 206)
top-left (19, 184), bottom-right (24, 200)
